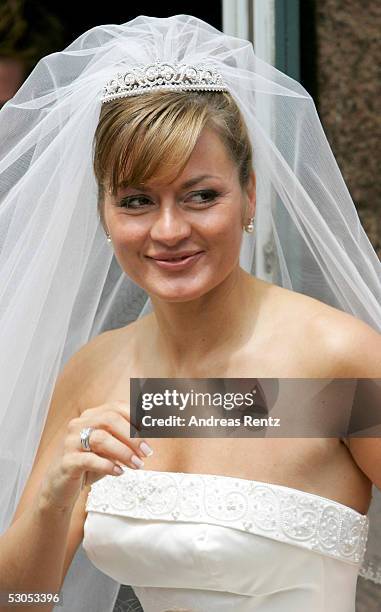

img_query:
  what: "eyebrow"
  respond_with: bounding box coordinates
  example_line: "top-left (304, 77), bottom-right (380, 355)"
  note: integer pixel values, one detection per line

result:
top-left (178, 174), bottom-right (219, 189)
top-left (120, 174), bottom-right (219, 192)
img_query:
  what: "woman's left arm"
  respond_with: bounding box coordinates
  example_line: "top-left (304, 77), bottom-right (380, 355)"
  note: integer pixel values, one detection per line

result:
top-left (321, 312), bottom-right (381, 490)
top-left (346, 438), bottom-right (381, 492)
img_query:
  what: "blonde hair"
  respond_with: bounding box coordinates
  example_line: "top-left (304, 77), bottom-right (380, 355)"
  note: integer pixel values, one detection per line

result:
top-left (93, 90), bottom-right (253, 230)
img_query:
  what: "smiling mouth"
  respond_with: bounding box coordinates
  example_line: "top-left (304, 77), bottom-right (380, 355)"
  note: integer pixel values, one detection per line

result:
top-left (155, 255), bottom-right (193, 261)
top-left (148, 252), bottom-right (202, 262)
top-left (145, 252), bottom-right (204, 269)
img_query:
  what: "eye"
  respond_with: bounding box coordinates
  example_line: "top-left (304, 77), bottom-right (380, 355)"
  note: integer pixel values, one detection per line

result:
top-left (186, 190), bottom-right (220, 204)
top-left (116, 189), bottom-right (220, 211)
top-left (118, 195), bottom-right (153, 209)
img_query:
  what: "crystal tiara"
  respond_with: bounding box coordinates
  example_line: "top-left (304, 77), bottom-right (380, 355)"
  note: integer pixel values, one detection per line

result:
top-left (101, 60), bottom-right (228, 103)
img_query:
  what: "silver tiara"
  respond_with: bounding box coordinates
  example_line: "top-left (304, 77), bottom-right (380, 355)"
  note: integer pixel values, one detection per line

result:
top-left (101, 60), bottom-right (228, 103)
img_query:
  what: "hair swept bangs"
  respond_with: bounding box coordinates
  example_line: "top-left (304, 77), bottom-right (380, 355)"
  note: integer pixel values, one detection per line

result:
top-left (93, 90), bottom-right (253, 228)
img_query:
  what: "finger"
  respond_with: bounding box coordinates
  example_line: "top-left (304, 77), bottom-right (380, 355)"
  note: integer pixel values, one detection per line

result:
top-left (80, 428), bottom-right (146, 470)
top-left (77, 411), bottom-right (153, 459)
top-left (94, 411), bottom-right (153, 458)
top-left (81, 400), bottom-right (142, 433)
top-left (62, 450), bottom-right (122, 480)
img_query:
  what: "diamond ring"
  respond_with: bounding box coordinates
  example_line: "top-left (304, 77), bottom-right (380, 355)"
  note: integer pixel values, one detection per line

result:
top-left (80, 427), bottom-right (94, 452)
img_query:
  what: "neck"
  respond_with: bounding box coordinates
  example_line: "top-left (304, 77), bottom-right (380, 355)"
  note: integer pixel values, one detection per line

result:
top-left (147, 267), bottom-right (263, 375)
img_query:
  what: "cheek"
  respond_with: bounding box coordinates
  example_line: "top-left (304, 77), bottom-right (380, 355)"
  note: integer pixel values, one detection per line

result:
top-left (112, 220), bottom-right (146, 249)
top-left (201, 205), bottom-right (244, 247)
top-left (109, 224), bottom-right (147, 280)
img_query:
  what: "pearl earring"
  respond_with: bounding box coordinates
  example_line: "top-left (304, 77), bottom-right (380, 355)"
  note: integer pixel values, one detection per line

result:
top-left (245, 216), bottom-right (255, 233)
top-left (106, 232), bottom-right (112, 243)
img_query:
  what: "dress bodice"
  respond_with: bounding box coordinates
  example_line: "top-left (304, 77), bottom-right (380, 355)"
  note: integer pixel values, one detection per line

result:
top-left (83, 468), bottom-right (369, 612)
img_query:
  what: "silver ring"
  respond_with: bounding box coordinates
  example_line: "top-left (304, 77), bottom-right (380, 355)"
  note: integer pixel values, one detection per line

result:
top-left (80, 427), bottom-right (94, 452)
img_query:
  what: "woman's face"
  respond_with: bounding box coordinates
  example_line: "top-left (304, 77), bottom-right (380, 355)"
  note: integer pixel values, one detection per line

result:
top-left (103, 127), bottom-right (256, 302)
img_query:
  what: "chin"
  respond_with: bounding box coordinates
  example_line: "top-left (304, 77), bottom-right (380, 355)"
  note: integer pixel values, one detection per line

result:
top-left (148, 285), bottom-right (210, 303)
top-left (146, 273), bottom-right (230, 303)
top-left (125, 261), bottom-right (234, 302)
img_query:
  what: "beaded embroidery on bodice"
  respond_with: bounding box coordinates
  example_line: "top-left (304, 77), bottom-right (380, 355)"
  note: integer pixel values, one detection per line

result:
top-left (85, 468), bottom-right (368, 565)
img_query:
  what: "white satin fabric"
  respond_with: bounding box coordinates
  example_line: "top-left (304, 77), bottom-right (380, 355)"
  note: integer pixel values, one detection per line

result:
top-left (83, 469), bottom-right (368, 611)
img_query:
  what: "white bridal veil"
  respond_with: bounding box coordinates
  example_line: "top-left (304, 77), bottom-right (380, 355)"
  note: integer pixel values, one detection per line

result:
top-left (0, 14), bottom-right (380, 611)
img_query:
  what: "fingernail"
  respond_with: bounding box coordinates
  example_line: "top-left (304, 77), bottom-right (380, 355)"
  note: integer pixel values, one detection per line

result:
top-left (113, 465), bottom-right (124, 475)
top-left (139, 442), bottom-right (154, 457)
top-left (131, 454), bottom-right (144, 469)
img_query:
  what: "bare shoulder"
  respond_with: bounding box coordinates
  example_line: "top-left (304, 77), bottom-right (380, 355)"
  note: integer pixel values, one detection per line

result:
top-left (306, 302), bottom-right (380, 377)
top-left (31, 328), bottom-right (131, 452)
top-left (282, 293), bottom-right (381, 491)
top-left (71, 324), bottom-right (135, 373)
top-left (272, 283), bottom-right (381, 377)
top-left (67, 322), bottom-right (141, 411)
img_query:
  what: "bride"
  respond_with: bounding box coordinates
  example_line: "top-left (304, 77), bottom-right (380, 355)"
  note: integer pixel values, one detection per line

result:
top-left (0, 14), bottom-right (380, 612)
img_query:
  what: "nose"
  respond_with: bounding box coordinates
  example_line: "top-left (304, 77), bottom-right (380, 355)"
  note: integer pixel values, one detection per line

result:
top-left (149, 205), bottom-right (192, 245)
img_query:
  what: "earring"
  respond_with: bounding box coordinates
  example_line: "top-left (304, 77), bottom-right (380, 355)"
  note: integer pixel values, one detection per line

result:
top-left (244, 216), bottom-right (255, 233)
top-left (106, 232), bottom-right (112, 243)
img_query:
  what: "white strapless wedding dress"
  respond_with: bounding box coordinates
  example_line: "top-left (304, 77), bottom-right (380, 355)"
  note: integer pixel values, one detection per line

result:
top-left (83, 468), bottom-right (369, 612)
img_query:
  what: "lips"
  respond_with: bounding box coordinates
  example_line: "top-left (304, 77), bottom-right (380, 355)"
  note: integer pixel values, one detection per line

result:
top-left (147, 251), bottom-right (204, 270)
top-left (148, 251), bottom-right (202, 261)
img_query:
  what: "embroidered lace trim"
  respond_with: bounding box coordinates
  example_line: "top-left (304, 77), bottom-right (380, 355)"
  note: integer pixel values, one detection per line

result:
top-left (86, 468), bottom-right (369, 565)
top-left (358, 562), bottom-right (381, 584)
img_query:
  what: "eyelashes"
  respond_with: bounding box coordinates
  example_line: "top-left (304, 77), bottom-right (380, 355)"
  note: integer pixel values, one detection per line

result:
top-left (118, 195), bottom-right (151, 209)
top-left (117, 189), bottom-right (221, 210)
top-left (188, 189), bottom-right (221, 204)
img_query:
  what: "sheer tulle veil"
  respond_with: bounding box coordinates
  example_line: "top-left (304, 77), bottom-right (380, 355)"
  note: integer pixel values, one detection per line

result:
top-left (0, 14), bottom-right (380, 611)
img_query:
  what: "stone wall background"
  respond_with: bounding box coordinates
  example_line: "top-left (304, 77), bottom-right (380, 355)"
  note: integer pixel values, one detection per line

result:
top-left (314, 3), bottom-right (381, 609)
top-left (314, 0), bottom-right (380, 258)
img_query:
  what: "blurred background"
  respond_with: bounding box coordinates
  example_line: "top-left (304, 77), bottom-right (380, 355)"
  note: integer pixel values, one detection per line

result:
top-left (1, 1), bottom-right (380, 610)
